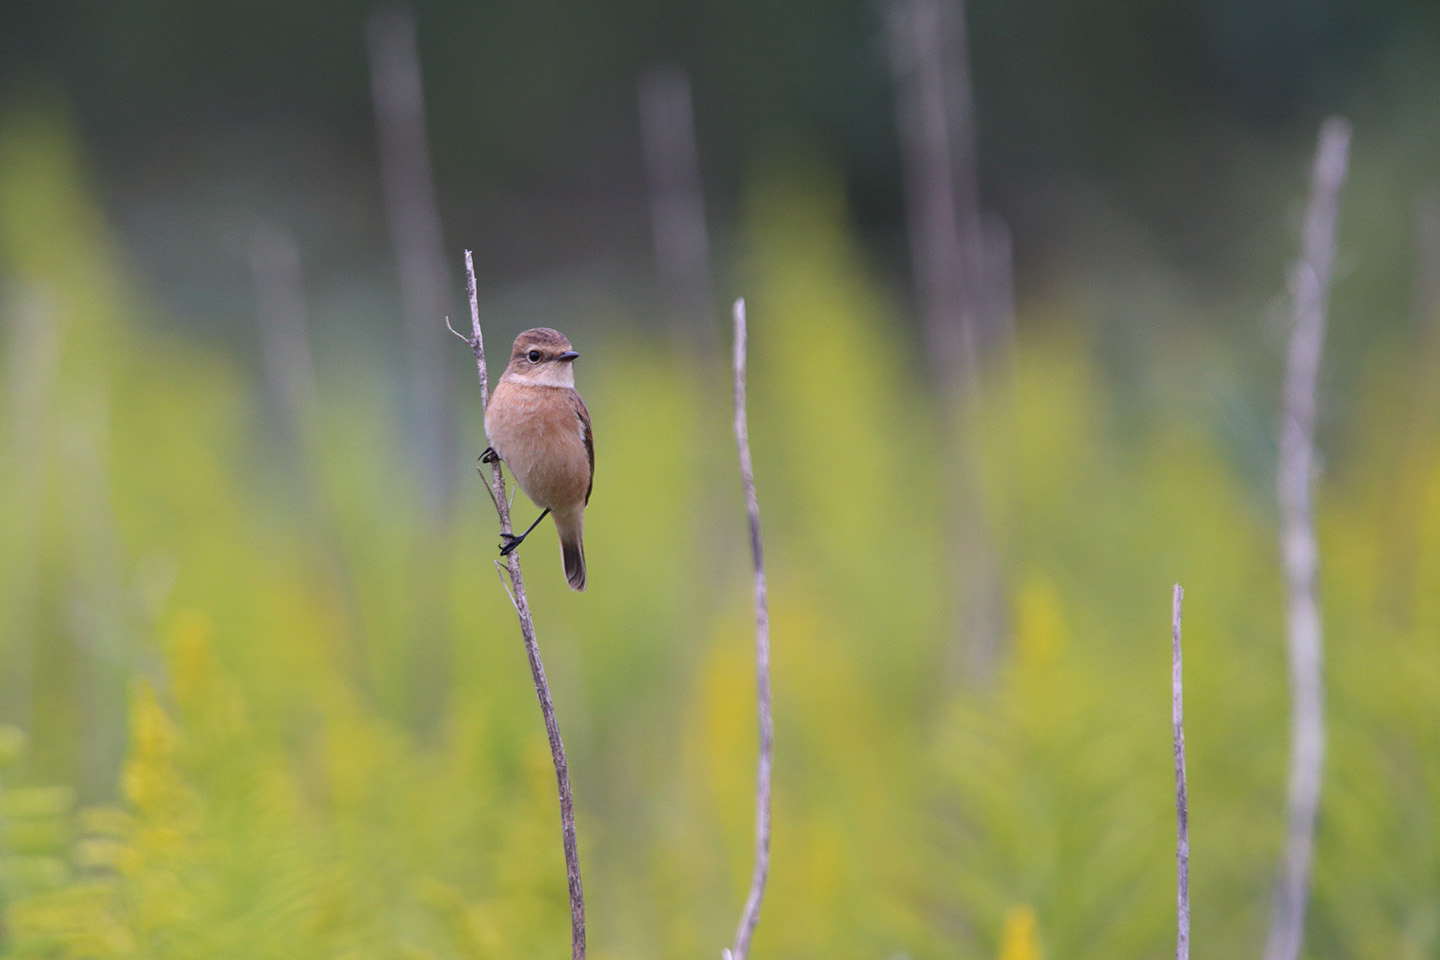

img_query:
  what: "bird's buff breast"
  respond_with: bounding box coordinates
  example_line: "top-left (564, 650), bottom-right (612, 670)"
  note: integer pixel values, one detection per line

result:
top-left (485, 382), bottom-right (589, 512)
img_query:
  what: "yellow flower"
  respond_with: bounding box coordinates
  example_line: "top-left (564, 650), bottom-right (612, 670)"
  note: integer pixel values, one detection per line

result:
top-left (998, 905), bottom-right (1044, 960)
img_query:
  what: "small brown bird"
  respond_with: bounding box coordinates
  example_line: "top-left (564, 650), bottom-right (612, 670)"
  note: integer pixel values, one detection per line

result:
top-left (482, 328), bottom-right (594, 591)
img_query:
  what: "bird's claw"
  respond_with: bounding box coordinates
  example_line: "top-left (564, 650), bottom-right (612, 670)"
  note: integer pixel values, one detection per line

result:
top-left (479, 446), bottom-right (500, 464)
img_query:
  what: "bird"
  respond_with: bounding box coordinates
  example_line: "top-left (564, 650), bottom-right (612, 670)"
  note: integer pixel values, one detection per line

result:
top-left (481, 327), bottom-right (593, 591)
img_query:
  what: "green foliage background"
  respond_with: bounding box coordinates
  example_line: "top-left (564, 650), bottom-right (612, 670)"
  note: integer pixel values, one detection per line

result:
top-left (3, 95), bottom-right (1440, 960)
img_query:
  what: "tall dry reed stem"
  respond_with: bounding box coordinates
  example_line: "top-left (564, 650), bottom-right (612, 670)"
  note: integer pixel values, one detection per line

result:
top-left (454, 250), bottom-right (586, 960)
top-left (1173, 584), bottom-right (1189, 960)
top-left (725, 297), bottom-right (773, 960)
top-left (1265, 116), bottom-right (1350, 960)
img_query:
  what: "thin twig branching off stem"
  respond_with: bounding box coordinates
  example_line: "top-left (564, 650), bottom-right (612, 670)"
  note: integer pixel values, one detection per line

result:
top-left (457, 250), bottom-right (586, 960)
top-left (1172, 584), bottom-right (1189, 960)
top-left (1265, 117), bottom-right (1350, 960)
top-left (725, 297), bottom-right (773, 960)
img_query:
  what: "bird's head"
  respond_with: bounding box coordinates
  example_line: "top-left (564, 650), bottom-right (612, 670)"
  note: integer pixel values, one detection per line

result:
top-left (502, 327), bottom-right (580, 387)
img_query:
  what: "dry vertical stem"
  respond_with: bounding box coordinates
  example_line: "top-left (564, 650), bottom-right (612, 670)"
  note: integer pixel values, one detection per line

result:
top-left (368, 4), bottom-right (455, 516)
top-left (726, 297), bottom-right (773, 960)
top-left (250, 223), bottom-right (323, 458)
top-left (886, 0), bottom-right (1008, 683)
top-left (638, 62), bottom-right (717, 346)
top-left (249, 223), bottom-right (373, 695)
top-left (884, 0), bottom-right (1014, 376)
top-left (369, 4), bottom-right (457, 735)
top-left (459, 250), bottom-right (586, 960)
top-left (1265, 117), bottom-right (1350, 960)
top-left (1172, 584), bottom-right (1189, 960)
top-left (886, 0), bottom-right (979, 384)
top-left (1, 286), bottom-right (59, 734)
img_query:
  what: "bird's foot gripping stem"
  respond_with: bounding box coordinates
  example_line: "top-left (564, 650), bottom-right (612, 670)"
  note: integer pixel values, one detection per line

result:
top-left (497, 508), bottom-right (550, 557)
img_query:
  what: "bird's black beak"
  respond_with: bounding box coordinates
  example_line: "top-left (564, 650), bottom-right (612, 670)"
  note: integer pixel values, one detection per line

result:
top-left (557, 350), bottom-right (580, 362)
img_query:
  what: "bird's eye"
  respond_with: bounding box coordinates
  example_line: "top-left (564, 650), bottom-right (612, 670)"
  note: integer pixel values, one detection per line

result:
top-left (527, 350), bottom-right (542, 363)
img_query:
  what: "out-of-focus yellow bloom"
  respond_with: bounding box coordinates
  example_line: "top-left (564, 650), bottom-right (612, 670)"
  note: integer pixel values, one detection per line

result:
top-left (121, 683), bottom-right (182, 816)
top-left (1013, 571), bottom-right (1067, 671)
top-left (997, 905), bottom-right (1044, 960)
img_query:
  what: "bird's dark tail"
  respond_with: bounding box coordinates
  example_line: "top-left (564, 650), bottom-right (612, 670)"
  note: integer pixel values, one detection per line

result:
top-left (556, 515), bottom-right (586, 592)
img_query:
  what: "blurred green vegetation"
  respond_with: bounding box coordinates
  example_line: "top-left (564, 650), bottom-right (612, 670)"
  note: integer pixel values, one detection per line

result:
top-left (7, 0), bottom-right (1440, 354)
top-left (4, 94), bottom-right (1440, 960)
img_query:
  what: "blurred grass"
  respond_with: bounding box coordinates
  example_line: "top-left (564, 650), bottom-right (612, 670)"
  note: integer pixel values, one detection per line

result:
top-left (3, 101), bottom-right (1440, 960)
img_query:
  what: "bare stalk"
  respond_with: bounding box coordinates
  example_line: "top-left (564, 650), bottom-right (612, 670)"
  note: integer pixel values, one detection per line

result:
top-left (250, 223), bottom-right (373, 695)
top-left (638, 63), bottom-right (717, 346)
top-left (368, 4), bottom-right (455, 517)
top-left (1, 286), bottom-right (59, 736)
top-left (886, 0), bottom-right (979, 385)
top-left (250, 223), bottom-right (323, 457)
top-left (724, 298), bottom-right (773, 960)
top-left (1172, 584), bottom-right (1189, 960)
top-left (459, 250), bottom-right (586, 960)
top-left (1265, 116), bottom-right (1350, 960)
top-left (886, 0), bottom-right (1008, 684)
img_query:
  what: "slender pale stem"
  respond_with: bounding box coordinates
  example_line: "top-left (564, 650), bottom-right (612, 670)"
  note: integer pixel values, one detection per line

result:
top-left (250, 222), bottom-right (322, 456)
top-left (886, 0), bottom-right (980, 385)
top-left (886, 0), bottom-right (1008, 683)
top-left (1265, 117), bottom-right (1350, 960)
top-left (461, 250), bottom-right (585, 960)
top-left (368, 5), bottom-right (454, 516)
top-left (1172, 584), bottom-right (1189, 960)
top-left (638, 62), bottom-right (716, 343)
top-left (727, 297), bottom-right (773, 960)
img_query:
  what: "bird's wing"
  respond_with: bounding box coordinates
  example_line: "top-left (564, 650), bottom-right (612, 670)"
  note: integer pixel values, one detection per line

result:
top-left (570, 389), bottom-right (594, 505)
